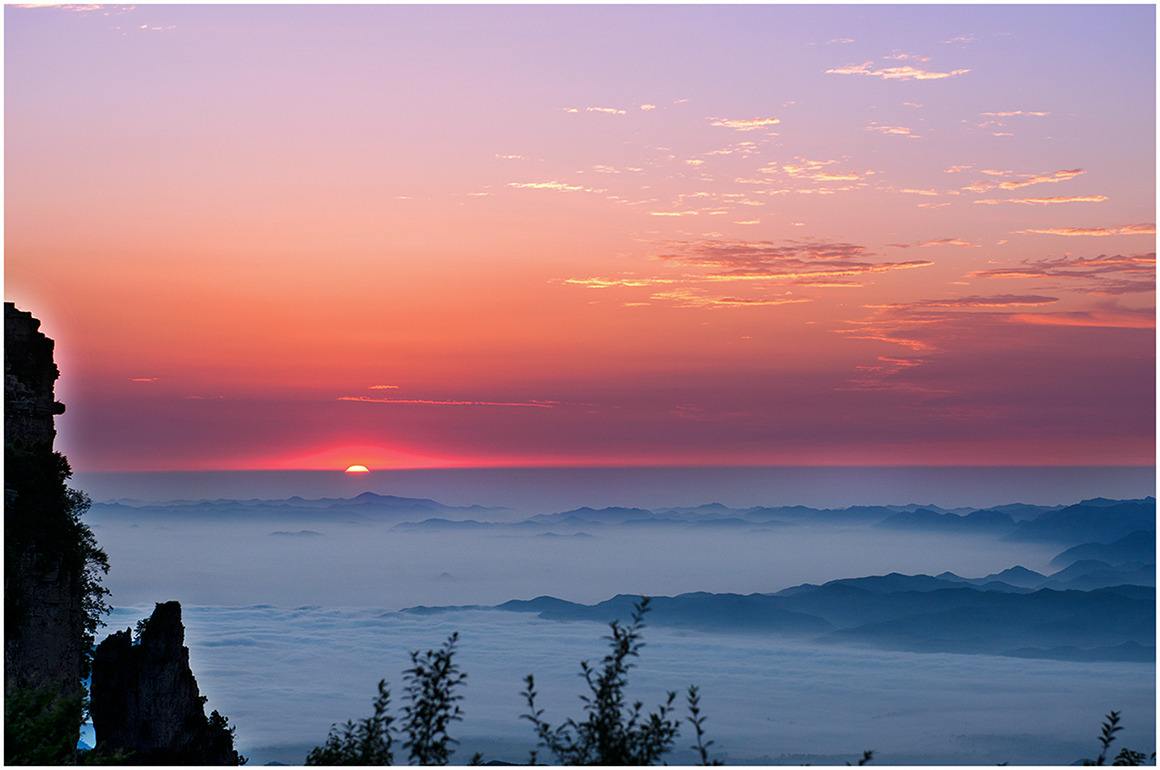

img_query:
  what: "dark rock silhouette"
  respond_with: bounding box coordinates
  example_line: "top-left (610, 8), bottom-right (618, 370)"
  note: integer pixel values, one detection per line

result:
top-left (90, 601), bottom-right (242, 765)
top-left (5, 303), bottom-right (82, 696)
top-left (4, 302), bottom-right (109, 764)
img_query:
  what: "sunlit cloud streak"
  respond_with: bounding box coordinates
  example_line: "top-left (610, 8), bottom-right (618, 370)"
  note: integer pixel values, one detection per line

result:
top-left (650, 288), bottom-right (811, 309)
top-left (971, 253), bottom-right (1156, 295)
top-left (974, 195), bottom-right (1108, 205)
top-left (1018, 224), bottom-right (1155, 237)
top-left (997, 168), bottom-right (1084, 190)
top-left (708, 116), bottom-right (781, 131)
top-left (656, 239), bottom-right (933, 281)
top-left (825, 60), bottom-right (970, 81)
top-left (338, 396), bottom-right (558, 409)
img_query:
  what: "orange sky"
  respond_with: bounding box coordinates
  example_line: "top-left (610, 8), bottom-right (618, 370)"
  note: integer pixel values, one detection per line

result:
top-left (4, 4), bottom-right (1155, 470)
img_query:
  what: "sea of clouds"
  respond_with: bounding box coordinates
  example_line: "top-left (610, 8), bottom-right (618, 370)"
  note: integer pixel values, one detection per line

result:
top-left (100, 604), bottom-right (1155, 765)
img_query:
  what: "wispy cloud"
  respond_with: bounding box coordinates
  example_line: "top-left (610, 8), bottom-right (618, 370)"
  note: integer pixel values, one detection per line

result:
top-left (368, 384), bottom-right (400, 390)
top-left (650, 288), bottom-right (811, 309)
top-left (129, 376), bottom-right (159, 383)
top-left (883, 51), bottom-right (931, 62)
top-left (656, 238), bottom-right (933, 282)
top-left (997, 168), bottom-right (1084, 190)
top-left (825, 61), bottom-right (970, 81)
top-left (507, 181), bottom-right (603, 193)
top-left (1017, 224), bottom-right (1155, 237)
top-left (980, 110), bottom-right (1049, 118)
top-left (888, 238), bottom-right (977, 248)
top-left (971, 252), bottom-right (1156, 296)
top-left (585, 106), bottom-right (626, 116)
top-left (338, 396), bottom-right (557, 409)
top-left (563, 277), bottom-right (678, 289)
top-left (974, 195), bottom-right (1108, 206)
top-left (866, 123), bottom-right (919, 139)
top-left (708, 116), bottom-right (781, 131)
top-left (870, 294), bottom-right (1059, 309)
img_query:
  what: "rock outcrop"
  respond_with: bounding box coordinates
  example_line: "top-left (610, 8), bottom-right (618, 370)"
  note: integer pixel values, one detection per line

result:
top-left (90, 601), bottom-right (242, 765)
top-left (4, 302), bottom-right (107, 764)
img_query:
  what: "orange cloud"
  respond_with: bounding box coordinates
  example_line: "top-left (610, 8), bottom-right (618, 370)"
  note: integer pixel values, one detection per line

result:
top-left (338, 396), bottom-right (558, 409)
top-left (997, 168), bottom-right (1084, 190)
top-left (1018, 224), bottom-right (1155, 237)
top-left (650, 288), bottom-right (811, 309)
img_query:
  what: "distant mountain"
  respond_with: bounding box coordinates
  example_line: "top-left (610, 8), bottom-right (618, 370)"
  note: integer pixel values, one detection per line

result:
top-left (977, 502), bottom-right (1063, 522)
top-left (90, 492), bottom-right (505, 524)
top-left (1050, 530), bottom-right (1155, 567)
top-left (407, 565), bottom-right (1155, 662)
top-left (877, 508), bottom-right (1015, 534)
top-left (1007, 498), bottom-right (1156, 545)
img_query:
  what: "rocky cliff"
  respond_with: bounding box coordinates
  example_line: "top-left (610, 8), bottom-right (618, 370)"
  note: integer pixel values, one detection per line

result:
top-left (90, 601), bottom-right (242, 765)
top-left (4, 302), bottom-right (107, 764)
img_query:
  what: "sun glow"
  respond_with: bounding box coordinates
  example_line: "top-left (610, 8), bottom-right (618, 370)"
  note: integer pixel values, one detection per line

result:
top-left (344, 464), bottom-right (370, 474)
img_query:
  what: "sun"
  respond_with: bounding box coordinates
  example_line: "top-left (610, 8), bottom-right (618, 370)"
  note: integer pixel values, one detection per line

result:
top-left (344, 464), bottom-right (370, 474)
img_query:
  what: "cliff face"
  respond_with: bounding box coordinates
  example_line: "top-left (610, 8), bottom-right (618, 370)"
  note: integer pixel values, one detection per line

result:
top-left (3, 303), bottom-right (90, 705)
top-left (90, 602), bottom-right (242, 765)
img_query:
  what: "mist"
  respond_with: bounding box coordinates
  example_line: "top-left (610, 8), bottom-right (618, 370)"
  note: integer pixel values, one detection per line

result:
top-left (88, 511), bottom-right (1058, 608)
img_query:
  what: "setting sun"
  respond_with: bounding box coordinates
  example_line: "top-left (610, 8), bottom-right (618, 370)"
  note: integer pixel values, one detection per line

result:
top-left (344, 465), bottom-right (370, 474)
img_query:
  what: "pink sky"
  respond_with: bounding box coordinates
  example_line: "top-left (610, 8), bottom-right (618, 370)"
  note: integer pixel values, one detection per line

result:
top-left (4, 4), bottom-right (1155, 471)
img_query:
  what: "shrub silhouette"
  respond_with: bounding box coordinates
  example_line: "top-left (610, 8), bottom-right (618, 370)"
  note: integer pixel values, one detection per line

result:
top-left (306, 634), bottom-right (469, 766)
top-left (1082, 711), bottom-right (1153, 766)
top-left (521, 597), bottom-right (719, 766)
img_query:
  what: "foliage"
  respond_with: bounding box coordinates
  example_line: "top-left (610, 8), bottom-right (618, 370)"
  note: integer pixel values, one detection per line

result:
top-left (1083, 711), bottom-right (1153, 766)
top-left (306, 679), bottom-right (396, 765)
top-left (306, 636), bottom-right (467, 765)
top-left (207, 709), bottom-right (248, 765)
top-left (402, 633), bottom-right (467, 765)
top-left (687, 686), bottom-right (721, 766)
top-left (4, 687), bottom-right (84, 766)
top-left (521, 597), bottom-right (713, 765)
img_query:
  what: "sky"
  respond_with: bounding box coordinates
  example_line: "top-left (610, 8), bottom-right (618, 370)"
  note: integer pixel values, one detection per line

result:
top-left (4, 4), bottom-right (1157, 471)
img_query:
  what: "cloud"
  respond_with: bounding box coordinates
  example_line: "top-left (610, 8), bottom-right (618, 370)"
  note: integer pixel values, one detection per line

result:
top-left (825, 61), bottom-right (970, 81)
top-left (980, 110), bottom-right (1049, 118)
top-left (944, 165), bottom-right (972, 174)
top-left (828, 37), bottom-right (856, 44)
top-left (639, 104), bottom-right (657, 111)
top-left (507, 181), bottom-right (603, 193)
top-left (128, 377), bottom-right (159, 383)
top-left (708, 116), bottom-right (781, 131)
top-left (656, 238), bottom-right (933, 282)
top-left (997, 168), bottom-right (1084, 190)
top-left (586, 106), bottom-right (627, 115)
top-left (870, 294), bottom-right (1059, 310)
top-left (974, 195), bottom-right (1108, 206)
top-left (866, 123), bottom-right (919, 139)
top-left (1017, 224), bottom-right (1155, 237)
top-left (495, 154), bottom-right (526, 160)
top-left (1009, 308), bottom-right (1155, 329)
top-left (649, 288), bottom-right (811, 309)
top-left (563, 277), bottom-right (678, 289)
top-left (10, 3), bottom-right (112, 10)
top-left (883, 51), bottom-right (931, 62)
top-left (943, 34), bottom-right (976, 44)
top-left (971, 252), bottom-right (1156, 296)
top-left (338, 396), bottom-right (557, 409)
top-left (888, 238), bottom-right (977, 249)
top-left (368, 384), bottom-right (400, 390)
